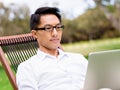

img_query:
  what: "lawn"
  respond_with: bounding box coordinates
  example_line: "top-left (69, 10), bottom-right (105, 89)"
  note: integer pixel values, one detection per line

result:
top-left (0, 66), bottom-right (13, 90)
top-left (0, 37), bottom-right (120, 90)
top-left (63, 37), bottom-right (120, 57)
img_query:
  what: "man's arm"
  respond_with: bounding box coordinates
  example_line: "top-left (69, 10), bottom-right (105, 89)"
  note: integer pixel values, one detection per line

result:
top-left (16, 63), bottom-right (38, 90)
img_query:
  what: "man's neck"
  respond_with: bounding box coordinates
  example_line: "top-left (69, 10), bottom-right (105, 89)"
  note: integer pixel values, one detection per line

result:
top-left (39, 47), bottom-right (59, 57)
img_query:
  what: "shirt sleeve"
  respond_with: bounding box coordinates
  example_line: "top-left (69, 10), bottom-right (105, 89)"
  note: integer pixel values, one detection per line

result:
top-left (16, 62), bottom-right (38, 90)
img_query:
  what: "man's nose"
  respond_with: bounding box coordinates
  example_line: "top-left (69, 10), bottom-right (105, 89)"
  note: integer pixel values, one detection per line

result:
top-left (51, 28), bottom-right (58, 37)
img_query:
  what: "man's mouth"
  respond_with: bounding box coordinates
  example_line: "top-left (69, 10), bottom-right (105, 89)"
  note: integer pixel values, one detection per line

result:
top-left (50, 38), bottom-right (59, 43)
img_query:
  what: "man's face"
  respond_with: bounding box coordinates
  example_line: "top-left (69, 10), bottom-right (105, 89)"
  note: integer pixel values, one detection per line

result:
top-left (32, 14), bottom-right (63, 51)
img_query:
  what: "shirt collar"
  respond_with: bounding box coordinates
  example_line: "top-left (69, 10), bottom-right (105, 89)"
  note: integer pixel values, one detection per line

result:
top-left (36, 48), bottom-right (67, 60)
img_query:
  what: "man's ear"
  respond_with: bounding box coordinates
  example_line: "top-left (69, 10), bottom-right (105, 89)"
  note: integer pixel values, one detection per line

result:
top-left (31, 30), bottom-right (38, 39)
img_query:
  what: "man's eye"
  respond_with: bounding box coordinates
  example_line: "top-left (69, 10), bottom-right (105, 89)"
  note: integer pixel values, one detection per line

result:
top-left (46, 27), bottom-right (51, 29)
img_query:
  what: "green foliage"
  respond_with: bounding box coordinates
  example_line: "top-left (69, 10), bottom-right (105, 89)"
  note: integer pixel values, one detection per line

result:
top-left (107, 5), bottom-right (115, 12)
top-left (61, 19), bottom-right (73, 43)
top-left (0, 2), bottom-right (30, 36)
top-left (70, 7), bottom-right (119, 41)
top-left (61, 6), bottom-right (120, 43)
top-left (94, 0), bottom-right (120, 32)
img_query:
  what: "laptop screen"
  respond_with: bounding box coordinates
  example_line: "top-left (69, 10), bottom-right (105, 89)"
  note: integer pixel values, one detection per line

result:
top-left (84, 49), bottom-right (120, 90)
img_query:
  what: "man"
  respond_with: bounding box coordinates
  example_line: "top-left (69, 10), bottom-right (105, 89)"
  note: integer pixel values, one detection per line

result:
top-left (16, 7), bottom-right (88, 90)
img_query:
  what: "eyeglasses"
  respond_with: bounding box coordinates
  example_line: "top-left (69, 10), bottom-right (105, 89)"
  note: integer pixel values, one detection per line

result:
top-left (35, 24), bottom-right (64, 32)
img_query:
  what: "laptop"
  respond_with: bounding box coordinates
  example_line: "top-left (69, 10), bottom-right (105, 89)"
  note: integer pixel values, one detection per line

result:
top-left (84, 49), bottom-right (120, 90)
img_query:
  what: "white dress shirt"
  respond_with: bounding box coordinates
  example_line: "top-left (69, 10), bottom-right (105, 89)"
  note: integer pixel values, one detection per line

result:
top-left (16, 49), bottom-right (88, 90)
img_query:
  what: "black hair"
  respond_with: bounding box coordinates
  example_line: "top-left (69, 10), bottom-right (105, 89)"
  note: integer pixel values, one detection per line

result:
top-left (30, 7), bottom-right (61, 30)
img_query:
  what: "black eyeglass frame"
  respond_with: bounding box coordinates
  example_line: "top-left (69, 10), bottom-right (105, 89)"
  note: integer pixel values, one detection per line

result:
top-left (34, 24), bottom-right (64, 32)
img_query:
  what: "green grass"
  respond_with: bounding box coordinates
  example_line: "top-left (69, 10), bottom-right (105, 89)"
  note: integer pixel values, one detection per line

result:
top-left (0, 66), bottom-right (13, 90)
top-left (0, 37), bottom-right (120, 90)
top-left (63, 37), bottom-right (120, 56)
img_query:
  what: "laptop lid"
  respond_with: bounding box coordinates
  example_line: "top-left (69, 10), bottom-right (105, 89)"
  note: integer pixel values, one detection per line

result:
top-left (84, 49), bottom-right (120, 90)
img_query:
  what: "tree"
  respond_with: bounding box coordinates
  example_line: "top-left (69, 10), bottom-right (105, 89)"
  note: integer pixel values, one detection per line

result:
top-left (94, 0), bottom-right (120, 32)
top-left (0, 2), bottom-right (30, 36)
top-left (74, 7), bottom-right (118, 40)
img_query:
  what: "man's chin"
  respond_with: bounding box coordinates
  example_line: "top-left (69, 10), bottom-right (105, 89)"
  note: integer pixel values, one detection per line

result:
top-left (50, 47), bottom-right (59, 50)
top-left (50, 44), bottom-right (60, 50)
top-left (46, 46), bottom-right (58, 50)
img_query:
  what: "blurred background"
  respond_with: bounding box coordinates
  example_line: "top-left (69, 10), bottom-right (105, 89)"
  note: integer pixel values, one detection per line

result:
top-left (0, 0), bottom-right (120, 89)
